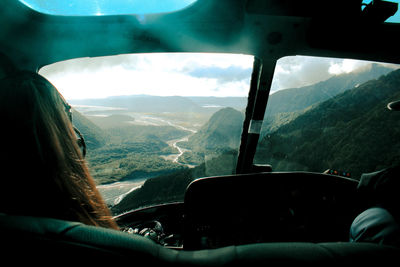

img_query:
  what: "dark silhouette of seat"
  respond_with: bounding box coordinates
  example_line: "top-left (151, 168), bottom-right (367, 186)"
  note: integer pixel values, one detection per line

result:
top-left (1, 213), bottom-right (399, 265)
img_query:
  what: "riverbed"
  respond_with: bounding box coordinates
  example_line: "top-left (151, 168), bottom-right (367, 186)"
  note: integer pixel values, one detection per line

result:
top-left (80, 108), bottom-right (199, 206)
top-left (97, 179), bottom-right (146, 206)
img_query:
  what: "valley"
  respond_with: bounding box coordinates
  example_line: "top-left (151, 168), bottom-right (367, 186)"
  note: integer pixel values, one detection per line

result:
top-left (72, 98), bottom-right (243, 207)
top-left (69, 63), bottom-right (400, 214)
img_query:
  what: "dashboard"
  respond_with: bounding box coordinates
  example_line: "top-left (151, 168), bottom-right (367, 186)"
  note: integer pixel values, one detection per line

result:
top-left (116, 172), bottom-right (360, 250)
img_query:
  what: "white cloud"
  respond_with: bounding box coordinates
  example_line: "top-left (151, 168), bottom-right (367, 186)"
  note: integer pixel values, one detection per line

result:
top-left (328, 59), bottom-right (368, 75)
top-left (270, 55), bottom-right (390, 93)
top-left (270, 56), bottom-right (332, 92)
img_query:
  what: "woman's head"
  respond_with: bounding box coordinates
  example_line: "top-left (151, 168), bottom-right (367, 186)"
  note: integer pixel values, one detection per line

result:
top-left (1, 72), bottom-right (81, 171)
top-left (0, 71), bottom-right (118, 229)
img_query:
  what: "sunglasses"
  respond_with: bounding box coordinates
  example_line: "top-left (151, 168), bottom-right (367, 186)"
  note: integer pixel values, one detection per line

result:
top-left (64, 101), bottom-right (87, 158)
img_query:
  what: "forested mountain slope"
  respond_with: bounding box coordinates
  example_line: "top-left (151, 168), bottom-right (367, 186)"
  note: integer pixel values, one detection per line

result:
top-left (255, 69), bottom-right (400, 178)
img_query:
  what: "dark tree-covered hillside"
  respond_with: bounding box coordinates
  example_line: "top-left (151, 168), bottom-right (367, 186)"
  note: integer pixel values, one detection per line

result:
top-left (255, 69), bottom-right (400, 179)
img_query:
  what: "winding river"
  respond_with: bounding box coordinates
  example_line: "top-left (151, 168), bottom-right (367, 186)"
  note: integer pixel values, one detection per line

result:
top-left (85, 108), bottom-right (199, 207)
top-left (98, 133), bottom-right (195, 206)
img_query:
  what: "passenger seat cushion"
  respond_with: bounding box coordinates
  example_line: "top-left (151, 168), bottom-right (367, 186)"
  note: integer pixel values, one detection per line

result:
top-left (350, 207), bottom-right (400, 246)
top-left (1, 213), bottom-right (400, 265)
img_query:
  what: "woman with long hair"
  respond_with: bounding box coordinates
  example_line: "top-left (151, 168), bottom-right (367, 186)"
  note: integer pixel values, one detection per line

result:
top-left (0, 70), bottom-right (118, 230)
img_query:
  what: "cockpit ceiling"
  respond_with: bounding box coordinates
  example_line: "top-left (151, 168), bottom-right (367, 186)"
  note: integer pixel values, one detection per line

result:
top-left (246, 0), bottom-right (363, 17)
top-left (1, 0), bottom-right (400, 71)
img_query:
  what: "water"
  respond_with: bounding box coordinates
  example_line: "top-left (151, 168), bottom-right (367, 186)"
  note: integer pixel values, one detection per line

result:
top-left (97, 179), bottom-right (145, 206)
top-left (78, 105), bottom-right (199, 205)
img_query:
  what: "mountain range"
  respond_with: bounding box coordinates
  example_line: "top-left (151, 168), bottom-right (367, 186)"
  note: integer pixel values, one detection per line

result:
top-left (266, 63), bottom-right (394, 116)
top-left (70, 95), bottom-right (247, 113)
top-left (261, 63), bottom-right (395, 134)
top-left (255, 68), bottom-right (400, 178)
top-left (181, 107), bottom-right (244, 151)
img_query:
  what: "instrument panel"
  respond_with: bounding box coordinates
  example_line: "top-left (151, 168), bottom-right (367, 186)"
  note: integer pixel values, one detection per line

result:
top-left (116, 172), bottom-right (360, 250)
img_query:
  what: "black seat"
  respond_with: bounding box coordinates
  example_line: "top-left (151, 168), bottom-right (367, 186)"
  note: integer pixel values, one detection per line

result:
top-left (1, 213), bottom-right (399, 265)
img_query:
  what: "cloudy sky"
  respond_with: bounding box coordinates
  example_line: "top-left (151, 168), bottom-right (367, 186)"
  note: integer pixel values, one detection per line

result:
top-left (40, 53), bottom-right (254, 99)
top-left (39, 53), bottom-right (399, 100)
top-left (270, 56), bottom-right (396, 92)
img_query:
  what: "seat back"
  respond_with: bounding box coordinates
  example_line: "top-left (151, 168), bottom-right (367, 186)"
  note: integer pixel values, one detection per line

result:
top-left (1, 213), bottom-right (399, 265)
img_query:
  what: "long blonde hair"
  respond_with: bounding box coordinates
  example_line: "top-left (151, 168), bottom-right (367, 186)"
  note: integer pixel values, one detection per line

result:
top-left (0, 71), bottom-right (118, 230)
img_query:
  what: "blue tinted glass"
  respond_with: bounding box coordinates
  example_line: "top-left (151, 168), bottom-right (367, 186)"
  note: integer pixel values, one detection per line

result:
top-left (19, 0), bottom-right (197, 16)
top-left (386, 6), bottom-right (400, 23)
top-left (362, 0), bottom-right (400, 23)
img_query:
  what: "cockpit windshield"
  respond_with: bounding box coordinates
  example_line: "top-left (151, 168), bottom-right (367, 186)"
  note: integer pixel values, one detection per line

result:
top-left (254, 55), bottom-right (400, 179)
top-left (40, 53), bottom-right (253, 214)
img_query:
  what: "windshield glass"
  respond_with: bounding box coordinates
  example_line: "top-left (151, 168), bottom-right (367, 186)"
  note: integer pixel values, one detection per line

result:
top-left (40, 53), bottom-right (253, 214)
top-left (254, 55), bottom-right (400, 179)
top-left (19, 0), bottom-right (198, 16)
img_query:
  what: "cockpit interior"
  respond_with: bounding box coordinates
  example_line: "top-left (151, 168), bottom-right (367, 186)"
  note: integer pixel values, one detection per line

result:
top-left (1, 0), bottom-right (400, 265)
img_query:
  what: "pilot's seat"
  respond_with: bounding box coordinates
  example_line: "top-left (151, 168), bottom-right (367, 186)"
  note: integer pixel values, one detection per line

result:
top-left (1, 213), bottom-right (399, 265)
